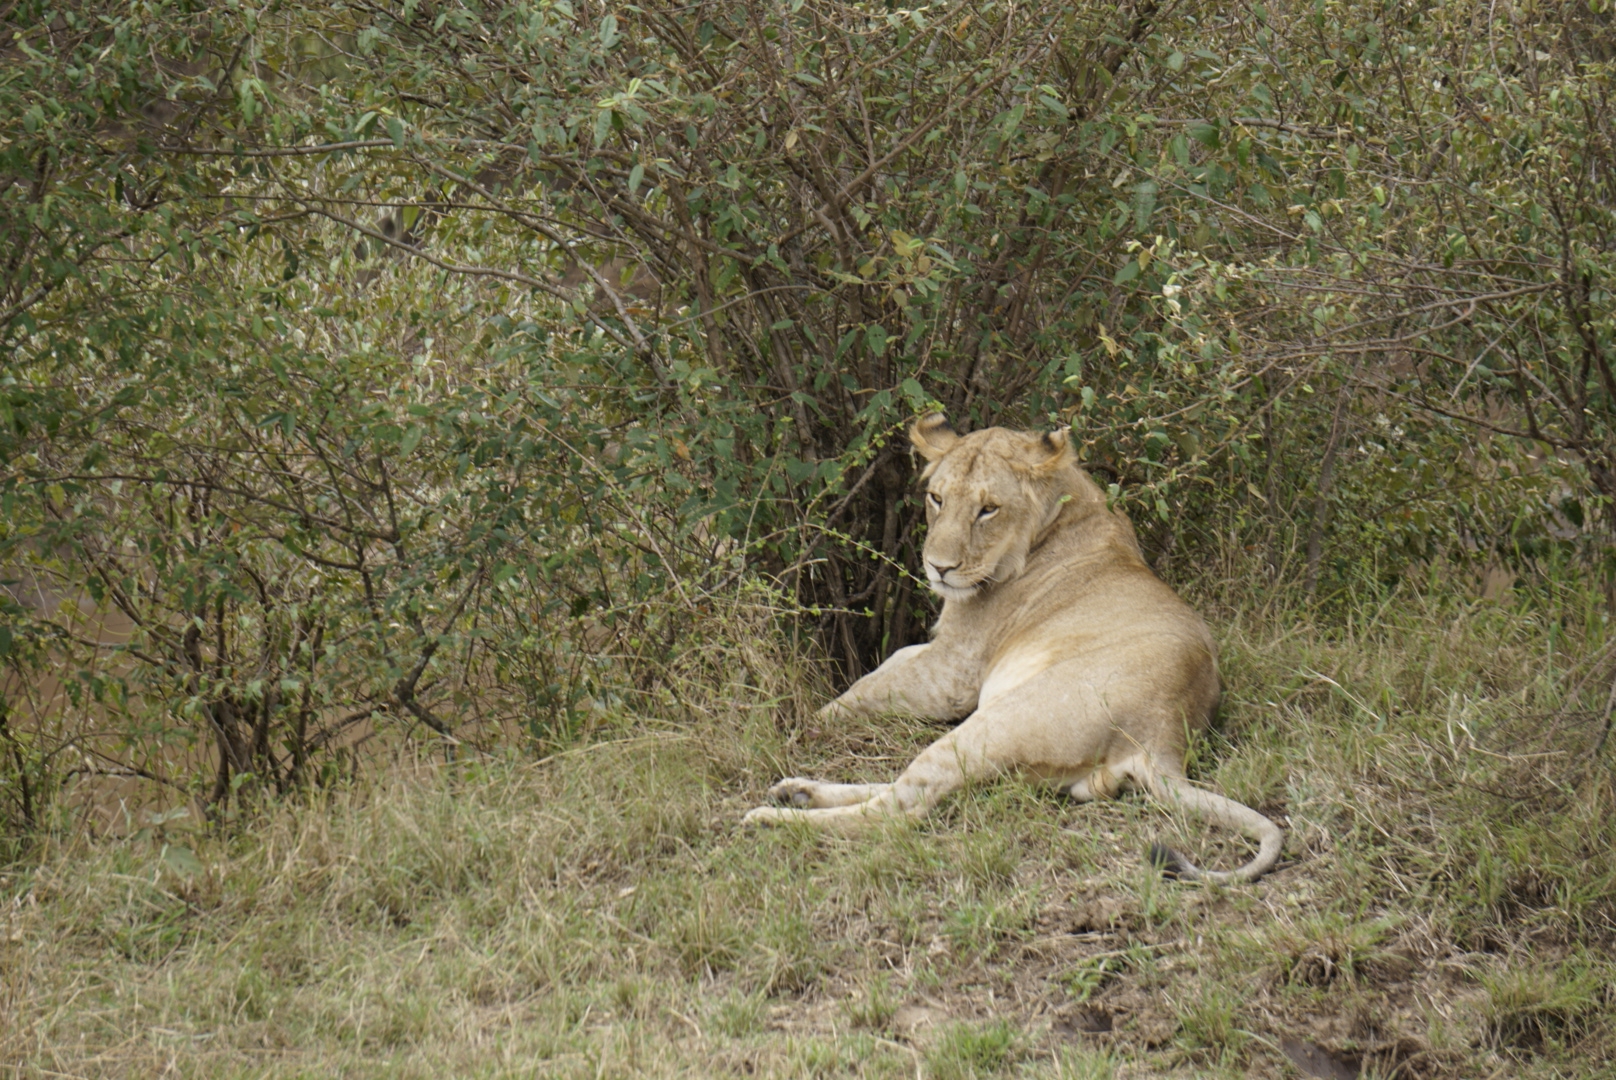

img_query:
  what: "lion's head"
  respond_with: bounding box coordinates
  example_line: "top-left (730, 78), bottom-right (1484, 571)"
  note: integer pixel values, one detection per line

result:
top-left (909, 413), bottom-right (1076, 602)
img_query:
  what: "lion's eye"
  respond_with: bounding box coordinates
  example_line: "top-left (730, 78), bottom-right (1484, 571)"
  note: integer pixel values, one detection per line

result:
top-left (926, 491), bottom-right (942, 509)
top-left (978, 505), bottom-right (999, 520)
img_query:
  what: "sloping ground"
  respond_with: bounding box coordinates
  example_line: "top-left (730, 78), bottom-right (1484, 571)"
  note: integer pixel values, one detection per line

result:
top-left (2, 586), bottom-right (1614, 1079)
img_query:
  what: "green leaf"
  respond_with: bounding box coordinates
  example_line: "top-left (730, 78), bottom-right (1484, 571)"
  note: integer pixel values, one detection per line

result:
top-left (162, 844), bottom-right (205, 878)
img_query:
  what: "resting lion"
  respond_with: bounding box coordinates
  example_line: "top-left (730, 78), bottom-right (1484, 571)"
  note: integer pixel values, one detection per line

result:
top-left (745, 413), bottom-right (1284, 883)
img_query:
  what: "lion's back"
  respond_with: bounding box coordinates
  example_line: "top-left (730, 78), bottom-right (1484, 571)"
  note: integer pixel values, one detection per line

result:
top-left (965, 502), bottom-right (1218, 724)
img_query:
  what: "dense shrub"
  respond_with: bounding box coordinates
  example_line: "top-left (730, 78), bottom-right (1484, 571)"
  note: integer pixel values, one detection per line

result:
top-left (4, 0), bottom-right (1614, 827)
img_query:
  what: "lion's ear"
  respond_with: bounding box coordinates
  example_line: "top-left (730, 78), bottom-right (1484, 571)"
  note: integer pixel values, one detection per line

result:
top-left (1030, 424), bottom-right (1077, 474)
top-left (909, 413), bottom-right (960, 461)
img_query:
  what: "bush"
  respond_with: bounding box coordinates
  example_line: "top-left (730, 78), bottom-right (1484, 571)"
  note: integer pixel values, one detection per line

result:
top-left (5, 0), bottom-right (1616, 835)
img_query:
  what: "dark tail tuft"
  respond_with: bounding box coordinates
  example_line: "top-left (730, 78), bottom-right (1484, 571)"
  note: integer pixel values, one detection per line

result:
top-left (1147, 842), bottom-right (1194, 880)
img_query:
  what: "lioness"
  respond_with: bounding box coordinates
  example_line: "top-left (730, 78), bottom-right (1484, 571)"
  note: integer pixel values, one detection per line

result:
top-left (745, 414), bottom-right (1284, 883)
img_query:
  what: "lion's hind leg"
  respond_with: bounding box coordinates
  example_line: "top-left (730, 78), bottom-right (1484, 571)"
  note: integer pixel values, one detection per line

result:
top-left (1064, 766), bottom-right (1122, 803)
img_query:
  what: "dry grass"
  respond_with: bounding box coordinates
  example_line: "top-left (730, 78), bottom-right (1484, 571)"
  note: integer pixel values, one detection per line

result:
top-left (3, 576), bottom-right (1616, 1078)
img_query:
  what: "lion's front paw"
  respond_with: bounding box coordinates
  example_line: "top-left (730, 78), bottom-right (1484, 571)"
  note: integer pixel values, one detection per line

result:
top-left (766, 778), bottom-right (820, 808)
top-left (743, 805), bottom-right (785, 825)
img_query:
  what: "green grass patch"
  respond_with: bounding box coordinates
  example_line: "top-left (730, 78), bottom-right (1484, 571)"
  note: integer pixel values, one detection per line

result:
top-left (4, 577), bottom-right (1616, 1076)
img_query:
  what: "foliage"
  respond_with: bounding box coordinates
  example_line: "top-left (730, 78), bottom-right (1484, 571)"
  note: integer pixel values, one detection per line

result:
top-left (5, 0), bottom-right (1616, 828)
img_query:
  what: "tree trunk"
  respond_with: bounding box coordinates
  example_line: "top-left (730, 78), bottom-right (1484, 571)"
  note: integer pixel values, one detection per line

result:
top-left (1304, 386), bottom-right (1352, 596)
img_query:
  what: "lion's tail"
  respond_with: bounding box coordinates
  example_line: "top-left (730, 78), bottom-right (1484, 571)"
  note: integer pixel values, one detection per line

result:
top-left (1132, 767), bottom-right (1284, 884)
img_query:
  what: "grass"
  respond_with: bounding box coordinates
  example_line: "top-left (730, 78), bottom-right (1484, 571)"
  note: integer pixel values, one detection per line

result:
top-left (3, 572), bottom-right (1616, 1077)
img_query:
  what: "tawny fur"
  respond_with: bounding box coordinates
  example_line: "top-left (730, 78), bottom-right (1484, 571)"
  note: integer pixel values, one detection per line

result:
top-left (744, 414), bottom-right (1285, 883)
